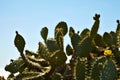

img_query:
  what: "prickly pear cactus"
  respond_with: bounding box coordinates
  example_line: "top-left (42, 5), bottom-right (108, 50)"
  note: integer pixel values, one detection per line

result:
top-left (41, 27), bottom-right (48, 42)
top-left (14, 31), bottom-right (25, 53)
top-left (5, 57), bottom-right (25, 73)
top-left (4, 14), bottom-right (120, 80)
top-left (76, 36), bottom-right (91, 57)
top-left (91, 57), bottom-right (106, 80)
top-left (102, 59), bottom-right (117, 80)
top-left (90, 14), bottom-right (100, 39)
top-left (66, 44), bottom-right (74, 56)
top-left (75, 57), bottom-right (85, 80)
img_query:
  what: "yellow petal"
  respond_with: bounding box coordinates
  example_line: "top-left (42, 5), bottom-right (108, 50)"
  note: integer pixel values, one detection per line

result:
top-left (104, 50), bottom-right (112, 56)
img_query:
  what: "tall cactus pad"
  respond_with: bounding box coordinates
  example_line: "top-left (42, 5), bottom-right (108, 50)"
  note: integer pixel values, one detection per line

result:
top-left (55, 30), bottom-right (64, 51)
top-left (102, 59), bottom-right (117, 80)
top-left (90, 14), bottom-right (100, 39)
top-left (91, 57), bottom-right (106, 80)
top-left (75, 57), bottom-right (85, 80)
top-left (76, 36), bottom-right (91, 57)
top-left (70, 33), bottom-right (80, 49)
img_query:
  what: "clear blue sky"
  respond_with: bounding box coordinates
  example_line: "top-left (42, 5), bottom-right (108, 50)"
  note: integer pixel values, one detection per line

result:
top-left (0, 0), bottom-right (120, 68)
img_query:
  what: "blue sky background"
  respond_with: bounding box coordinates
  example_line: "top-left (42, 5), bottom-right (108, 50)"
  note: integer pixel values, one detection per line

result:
top-left (0, 0), bottom-right (120, 68)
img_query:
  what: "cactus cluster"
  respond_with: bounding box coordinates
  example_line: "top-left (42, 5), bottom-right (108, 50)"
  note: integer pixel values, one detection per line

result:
top-left (5, 14), bottom-right (120, 80)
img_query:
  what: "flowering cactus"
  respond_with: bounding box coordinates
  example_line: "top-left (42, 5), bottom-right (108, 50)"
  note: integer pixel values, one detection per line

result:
top-left (4, 14), bottom-right (120, 80)
top-left (104, 49), bottom-right (112, 56)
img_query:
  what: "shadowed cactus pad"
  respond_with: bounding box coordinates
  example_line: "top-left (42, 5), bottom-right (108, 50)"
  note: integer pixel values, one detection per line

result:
top-left (41, 27), bottom-right (48, 42)
top-left (76, 36), bottom-right (92, 57)
top-left (14, 31), bottom-right (26, 53)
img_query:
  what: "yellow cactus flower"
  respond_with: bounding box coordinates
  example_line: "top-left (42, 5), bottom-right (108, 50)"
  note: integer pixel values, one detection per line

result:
top-left (104, 49), bottom-right (112, 56)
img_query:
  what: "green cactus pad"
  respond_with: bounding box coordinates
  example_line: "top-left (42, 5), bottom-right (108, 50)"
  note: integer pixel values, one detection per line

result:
top-left (66, 44), bottom-right (74, 56)
top-left (76, 36), bottom-right (91, 57)
top-left (110, 31), bottom-right (117, 46)
top-left (5, 57), bottom-right (25, 73)
top-left (69, 27), bottom-right (75, 37)
top-left (91, 57), bottom-right (106, 80)
top-left (50, 50), bottom-right (67, 67)
top-left (55, 21), bottom-right (68, 37)
top-left (102, 59), bottom-right (117, 80)
top-left (94, 34), bottom-right (106, 47)
top-left (46, 38), bottom-right (59, 52)
top-left (41, 27), bottom-right (48, 42)
top-left (103, 32), bottom-right (112, 46)
top-left (55, 30), bottom-right (64, 51)
top-left (70, 33), bottom-right (80, 49)
top-left (37, 42), bottom-right (50, 60)
top-left (75, 57), bottom-right (85, 80)
top-left (80, 28), bottom-right (90, 39)
top-left (14, 31), bottom-right (26, 53)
